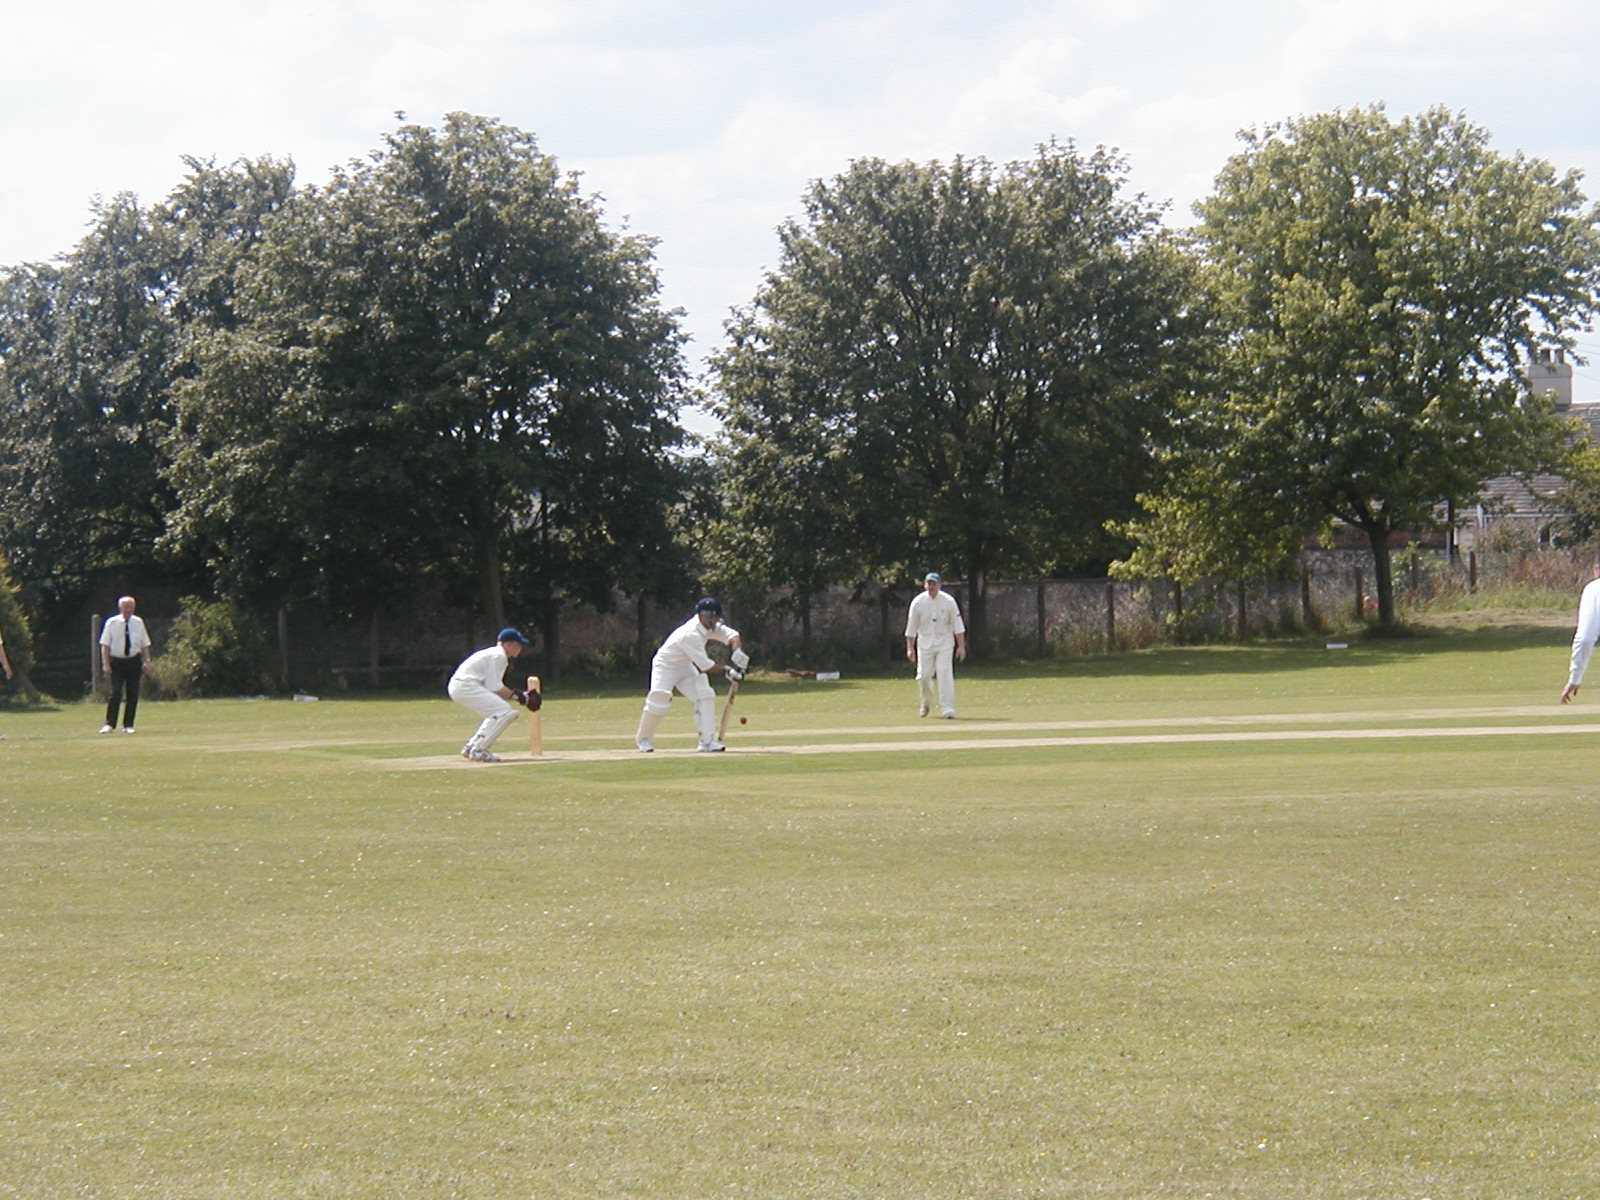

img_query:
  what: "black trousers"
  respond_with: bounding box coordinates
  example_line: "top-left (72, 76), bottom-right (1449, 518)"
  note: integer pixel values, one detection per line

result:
top-left (105, 656), bottom-right (144, 728)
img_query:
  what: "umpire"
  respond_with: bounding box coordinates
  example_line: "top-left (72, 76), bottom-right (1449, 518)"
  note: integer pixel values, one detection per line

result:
top-left (99, 595), bottom-right (153, 734)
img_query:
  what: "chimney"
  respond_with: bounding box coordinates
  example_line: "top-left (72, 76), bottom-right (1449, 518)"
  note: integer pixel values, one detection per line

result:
top-left (1525, 348), bottom-right (1574, 410)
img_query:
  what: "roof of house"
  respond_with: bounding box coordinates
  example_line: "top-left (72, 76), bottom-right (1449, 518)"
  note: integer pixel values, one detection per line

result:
top-left (1474, 402), bottom-right (1600, 517)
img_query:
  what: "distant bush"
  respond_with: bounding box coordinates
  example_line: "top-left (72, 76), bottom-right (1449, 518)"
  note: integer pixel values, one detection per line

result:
top-left (154, 597), bottom-right (274, 697)
top-left (560, 644), bottom-right (640, 683)
top-left (0, 547), bottom-right (38, 701)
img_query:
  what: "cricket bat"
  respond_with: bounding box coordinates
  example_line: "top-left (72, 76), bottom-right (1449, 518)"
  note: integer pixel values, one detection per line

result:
top-left (717, 675), bottom-right (740, 740)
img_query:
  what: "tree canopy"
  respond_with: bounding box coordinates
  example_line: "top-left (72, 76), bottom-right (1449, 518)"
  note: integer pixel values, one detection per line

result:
top-left (1116, 106), bottom-right (1600, 623)
top-left (0, 198), bottom-right (174, 602)
top-left (0, 157), bottom-right (294, 610)
top-left (709, 142), bottom-right (1202, 651)
top-left (162, 114), bottom-right (691, 634)
top-left (5, 104), bottom-right (1599, 668)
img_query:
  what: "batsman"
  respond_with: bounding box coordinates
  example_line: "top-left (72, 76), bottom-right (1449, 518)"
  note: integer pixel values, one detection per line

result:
top-left (635, 597), bottom-right (748, 753)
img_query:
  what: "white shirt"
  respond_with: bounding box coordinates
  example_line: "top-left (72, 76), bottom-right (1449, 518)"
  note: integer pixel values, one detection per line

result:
top-left (653, 616), bottom-right (739, 672)
top-left (1569, 576), bottom-right (1600, 686)
top-left (905, 589), bottom-right (965, 651)
top-left (451, 645), bottom-right (509, 692)
top-left (99, 613), bottom-right (151, 659)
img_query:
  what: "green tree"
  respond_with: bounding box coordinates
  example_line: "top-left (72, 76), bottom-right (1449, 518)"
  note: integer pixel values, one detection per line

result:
top-left (1117, 106), bottom-right (1600, 624)
top-left (0, 157), bottom-right (294, 618)
top-left (0, 545), bottom-right (41, 703)
top-left (0, 196), bottom-right (174, 603)
top-left (155, 155), bottom-right (297, 336)
top-left (703, 346), bottom-right (863, 662)
top-left (709, 143), bottom-right (1200, 654)
top-left (164, 114), bottom-right (690, 642)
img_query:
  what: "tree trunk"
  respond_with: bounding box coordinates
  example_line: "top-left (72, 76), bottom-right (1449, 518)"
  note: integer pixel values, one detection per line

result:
top-left (13, 671), bottom-right (42, 705)
top-left (800, 591), bottom-right (813, 665)
top-left (480, 530), bottom-right (505, 633)
top-left (966, 564), bottom-right (988, 660)
top-left (636, 594), bottom-right (649, 668)
top-left (1365, 526), bottom-right (1397, 627)
top-left (538, 597), bottom-right (561, 683)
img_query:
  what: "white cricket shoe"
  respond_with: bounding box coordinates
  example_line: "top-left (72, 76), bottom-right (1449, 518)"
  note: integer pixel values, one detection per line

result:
top-left (99, 724), bottom-right (114, 734)
top-left (918, 703), bottom-right (929, 718)
top-left (468, 748), bottom-right (501, 763)
top-left (460, 745), bottom-right (475, 759)
top-left (697, 740), bottom-right (726, 753)
top-left (940, 712), bottom-right (955, 720)
top-left (637, 740), bottom-right (654, 753)
top-left (123, 727), bottom-right (136, 734)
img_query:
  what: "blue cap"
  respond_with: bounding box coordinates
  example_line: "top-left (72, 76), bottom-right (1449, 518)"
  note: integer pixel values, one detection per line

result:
top-left (924, 572), bottom-right (942, 583)
top-left (497, 627), bottom-right (531, 645)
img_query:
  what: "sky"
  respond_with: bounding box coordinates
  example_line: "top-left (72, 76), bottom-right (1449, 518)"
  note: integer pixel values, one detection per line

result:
top-left (5, 0), bottom-right (1600, 413)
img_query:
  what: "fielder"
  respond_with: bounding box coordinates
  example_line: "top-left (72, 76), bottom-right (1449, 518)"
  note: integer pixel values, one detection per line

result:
top-left (636, 597), bottom-right (748, 753)
top-left (905, 572), bottom-right (966, 719)
top-left (1560, 555), bottom-right (1600, 703)
top-left (449, 628), bottom-right (531, 762)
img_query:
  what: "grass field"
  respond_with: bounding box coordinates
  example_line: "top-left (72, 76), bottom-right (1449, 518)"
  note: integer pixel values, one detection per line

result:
top-left (5, 619), bottom-right (1600, 1198)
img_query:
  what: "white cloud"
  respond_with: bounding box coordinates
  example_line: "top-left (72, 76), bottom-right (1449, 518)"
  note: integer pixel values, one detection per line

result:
top-left (2, 0), bottom-right (1598, 392)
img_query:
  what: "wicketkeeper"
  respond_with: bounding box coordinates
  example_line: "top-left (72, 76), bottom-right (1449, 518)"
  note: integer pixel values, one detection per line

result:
top-left (448, 628), bottom-right (532, 762)
top-left (635, 597), bottom-right (748, 753)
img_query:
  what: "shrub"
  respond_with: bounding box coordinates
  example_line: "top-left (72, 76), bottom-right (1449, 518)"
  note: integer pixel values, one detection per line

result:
top-left (154, 597), bottom-right (274, 698)
top-left (0, 547), bottom-right (37, 700)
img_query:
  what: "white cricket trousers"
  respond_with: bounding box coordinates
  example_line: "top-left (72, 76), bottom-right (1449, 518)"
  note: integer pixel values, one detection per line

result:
top-left (916, 644), bottom-right (956, 717)
top-left (448, 680), bottom-right (516, 751)
top-left (636, 661), bottom-right (717, 747)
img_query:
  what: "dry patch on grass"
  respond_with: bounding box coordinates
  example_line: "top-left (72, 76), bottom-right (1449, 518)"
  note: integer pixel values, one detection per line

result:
top-left (1408, 608), bottom-right (1571, 632)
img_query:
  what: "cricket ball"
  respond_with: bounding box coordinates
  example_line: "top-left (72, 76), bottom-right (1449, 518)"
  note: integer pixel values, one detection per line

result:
top-left (739, 716), bottom-right (747, 725)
